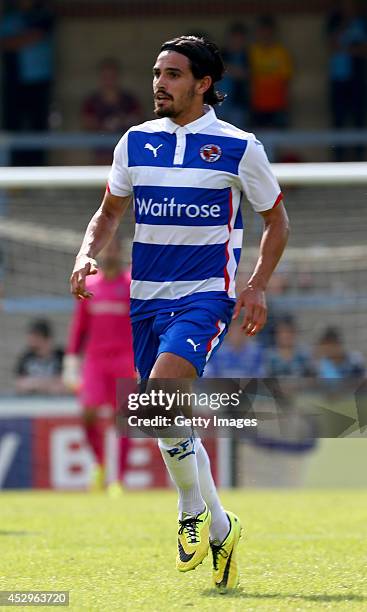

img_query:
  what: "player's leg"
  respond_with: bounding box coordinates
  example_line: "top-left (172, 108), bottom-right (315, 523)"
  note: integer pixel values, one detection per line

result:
top-left (80, 356), bottom-right (109, 490)
top-left (149, 308), bottom-right (228, 571)
top-left (83, 408), bottom-right (104, 464)
top-left (154, 306), bottom-right (242, 586)
top-left (150, 354), bottom-right (205, 517)
top-left (83, 408), bottom-right (105, 490)
top-left (153, 316), bottom-right (230, 537)
top-left (195, 439), bottom-right (229, 544)
top-left (131, 319), bottom-right (211, 569)
top-left (195, 438), bottom-right (242, 591)
top-left (106, 353), bottom-right (136, 495)
top-left (132, 317), bottom-right (200, 513)
top-left (149, 352), bottom-right (210, 572)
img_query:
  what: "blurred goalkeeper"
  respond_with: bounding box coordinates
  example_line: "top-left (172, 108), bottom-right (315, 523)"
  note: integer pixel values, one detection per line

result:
top-left (63, 237), bottom-right (135, 493)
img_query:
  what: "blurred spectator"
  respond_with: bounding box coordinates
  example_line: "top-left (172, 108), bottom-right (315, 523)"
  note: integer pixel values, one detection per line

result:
top-left (249, 16), bottom-right (293, 129)
top-left (259, 266), bottom-right (291, 348)
top-left (218, 23), bottom-right (250, 128)
top-left (316, 326), bottom-right (365, 380)
top-left (326, 0), bottom-right (367, 160)
top-left (265, 314), bottom-right (315, 377)
top-left (15, 318), bottom-right (64, 395)
top-left (240, 315), bottom-right (317, 488)
top-left (81, 58), bottom-right (143, 164)
top-left (205, 318), bottom-right (265, 377)
top-left (0, 0), bottom-right (55, 166)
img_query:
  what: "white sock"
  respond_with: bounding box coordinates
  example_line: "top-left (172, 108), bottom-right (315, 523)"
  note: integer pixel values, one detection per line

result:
top-left (195, 439), bottom-right (230, 544)
top-left (158, 436), bottom-right (205, 518)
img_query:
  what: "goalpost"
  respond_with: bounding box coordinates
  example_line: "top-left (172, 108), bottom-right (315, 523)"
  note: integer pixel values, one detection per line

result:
top-left (0, 162), bottom-right (366, 394)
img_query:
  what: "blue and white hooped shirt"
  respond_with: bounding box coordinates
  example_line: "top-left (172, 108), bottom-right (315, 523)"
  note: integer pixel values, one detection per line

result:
top-left (107, 106), bottom-right (282, 321)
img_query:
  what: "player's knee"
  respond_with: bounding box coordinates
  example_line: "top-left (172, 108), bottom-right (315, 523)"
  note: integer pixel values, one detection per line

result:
top-left (150, 352), bottom-right (197, 379)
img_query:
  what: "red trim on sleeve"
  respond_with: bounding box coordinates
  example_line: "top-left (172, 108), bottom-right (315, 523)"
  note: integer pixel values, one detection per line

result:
top-left (106, 182), bottom-right (111, 193)
top-left (223, 190), bottom-right (233, 292)
top-left (272, 192), bottom-right (283, 208)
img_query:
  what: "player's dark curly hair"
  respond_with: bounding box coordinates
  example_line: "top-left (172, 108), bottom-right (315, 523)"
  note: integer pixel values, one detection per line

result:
top-left (160, 36), bottom-right (226, 106)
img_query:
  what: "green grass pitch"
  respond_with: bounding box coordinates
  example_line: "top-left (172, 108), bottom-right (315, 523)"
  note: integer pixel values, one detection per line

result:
top-left (0, 490), bottom-right (366, 611)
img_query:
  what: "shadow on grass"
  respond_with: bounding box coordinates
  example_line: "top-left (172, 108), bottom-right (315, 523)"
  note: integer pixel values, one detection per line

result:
top-left (0, 530), bottom-right (40, 536)
top-left (201, 589), bottom-right (365, 603)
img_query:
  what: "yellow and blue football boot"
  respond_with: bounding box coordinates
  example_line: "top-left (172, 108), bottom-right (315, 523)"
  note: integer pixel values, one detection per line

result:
top-left (210, 511), bottom-right (242, 592)
top-left (176, 505), bottom-right (211, 572)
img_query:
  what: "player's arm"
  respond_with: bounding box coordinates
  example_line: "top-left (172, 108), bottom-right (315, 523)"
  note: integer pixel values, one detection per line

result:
top-left (70, 191), bottom-right (131, 299)
top-left (233, 201), bottom-right (289, 336)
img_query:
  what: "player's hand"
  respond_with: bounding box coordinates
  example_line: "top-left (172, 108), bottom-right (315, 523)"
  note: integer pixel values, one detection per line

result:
top-left (232, 284), bottom-right (267, 336)
top-left (62, 354), bottom-right (81, 392)
top-left (70, 254), bottom-right (98, 299)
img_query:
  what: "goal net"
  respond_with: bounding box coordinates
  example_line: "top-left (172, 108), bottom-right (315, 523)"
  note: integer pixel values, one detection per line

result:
top-left (0, 163), bottom-right (366, 394)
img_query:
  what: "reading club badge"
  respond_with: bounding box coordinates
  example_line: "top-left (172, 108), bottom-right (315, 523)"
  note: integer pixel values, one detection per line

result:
top-left (200, 144), bottom-right (222, 162)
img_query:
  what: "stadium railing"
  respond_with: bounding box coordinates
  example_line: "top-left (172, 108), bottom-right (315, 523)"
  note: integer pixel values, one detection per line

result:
top-left (1, 161), bottom-right (367, 187)
top-left (2, 129), bottom-right (367, 164)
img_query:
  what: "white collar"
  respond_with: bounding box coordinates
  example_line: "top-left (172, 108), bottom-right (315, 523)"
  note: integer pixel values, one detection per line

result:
top-left (162, 105), bottom-right (217, 134)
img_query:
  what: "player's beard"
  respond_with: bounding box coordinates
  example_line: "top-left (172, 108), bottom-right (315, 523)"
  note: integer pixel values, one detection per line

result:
top-left (155, 103), bottom-right (175, 118)
top-left (154, 86), bottom-right (196, 118)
